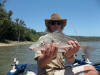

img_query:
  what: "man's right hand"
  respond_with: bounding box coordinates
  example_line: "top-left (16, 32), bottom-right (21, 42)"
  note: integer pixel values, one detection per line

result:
top-left (41, 43), bottom-right (58, 59)
top-left (38, 43), bottom-right (58, 67)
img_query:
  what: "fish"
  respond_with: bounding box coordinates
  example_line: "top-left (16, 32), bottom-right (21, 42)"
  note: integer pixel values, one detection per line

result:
top-left (29, 31), bottom-right (77, 52)
top-left (29, 31), bottom-right (100, 57)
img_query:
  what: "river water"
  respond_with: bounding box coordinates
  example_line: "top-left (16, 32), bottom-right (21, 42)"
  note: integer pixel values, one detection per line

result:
top-left (0, 42), bottom-right (100, 75)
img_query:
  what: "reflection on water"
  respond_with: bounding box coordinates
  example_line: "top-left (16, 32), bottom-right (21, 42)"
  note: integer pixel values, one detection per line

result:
top-left (78, 41), bottom-right (100, 63)
top-left (0, 44), bottom-right (35, 75)
top-left (0, 42), bottom-right (100, 75)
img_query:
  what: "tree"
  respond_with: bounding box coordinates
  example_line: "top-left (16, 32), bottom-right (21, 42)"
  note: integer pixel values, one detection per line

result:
top-left (0, 0), bottom-right (42, 42)
top-left (0, 0), bottom-right (7, 8)
top-left (8, 10), bottom-right (13, 20)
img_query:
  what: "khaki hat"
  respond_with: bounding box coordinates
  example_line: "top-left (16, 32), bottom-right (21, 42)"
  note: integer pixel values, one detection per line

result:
top-left (45, 13), bottom-right (67, 27)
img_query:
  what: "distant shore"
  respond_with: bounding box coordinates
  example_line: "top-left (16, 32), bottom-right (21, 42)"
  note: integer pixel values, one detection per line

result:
top-left (0, 41), bottom-right (33, 47)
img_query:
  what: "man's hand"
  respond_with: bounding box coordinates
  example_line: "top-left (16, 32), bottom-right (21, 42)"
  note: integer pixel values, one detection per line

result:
top-left (39, 43), bottom-right (58, 67)
top-left (63, 40), bottom-right (80, 58)
top-left (41, 43), bottom-right (58, 58)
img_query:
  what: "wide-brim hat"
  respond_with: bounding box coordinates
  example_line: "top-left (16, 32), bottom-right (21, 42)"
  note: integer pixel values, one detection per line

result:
top-left (45, 13), bottom-right (67, 27)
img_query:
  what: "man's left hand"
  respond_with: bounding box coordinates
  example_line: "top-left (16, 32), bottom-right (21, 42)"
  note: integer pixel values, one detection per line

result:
top-left (63, 40), bottom-right (80, 58)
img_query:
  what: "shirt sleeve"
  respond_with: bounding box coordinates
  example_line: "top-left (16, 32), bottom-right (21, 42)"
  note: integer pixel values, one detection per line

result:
top-left (34, 50), bottom-right (42, 60)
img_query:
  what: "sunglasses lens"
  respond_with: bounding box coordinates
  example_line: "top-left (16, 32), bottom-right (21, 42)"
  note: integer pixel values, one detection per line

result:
top-left (49, 21), bottom-right (63, 26)
top-left (51, 21), bottom-right (55, 25)
top-left (57, 22), bottom-right (62, 25)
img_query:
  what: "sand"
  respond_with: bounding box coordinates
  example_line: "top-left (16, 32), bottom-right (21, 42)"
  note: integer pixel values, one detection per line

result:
top-left (0, 41), bottom-right (33, 47)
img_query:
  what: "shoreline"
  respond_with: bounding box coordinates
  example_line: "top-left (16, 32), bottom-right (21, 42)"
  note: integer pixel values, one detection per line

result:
top-left (0, 41), bottom-right (33, 47)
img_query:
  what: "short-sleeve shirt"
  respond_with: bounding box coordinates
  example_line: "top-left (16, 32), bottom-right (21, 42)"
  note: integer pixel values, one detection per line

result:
top-left (34, 50), bottom-right (66, 75)
top-left (32, 32), bottom-right (76, 75)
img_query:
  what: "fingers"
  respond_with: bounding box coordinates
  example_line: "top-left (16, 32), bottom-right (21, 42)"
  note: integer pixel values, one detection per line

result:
top-left (63, 46), bottom-right (68, 53)
top-left (68, 40), bottom-right (80, 52)
top-left (40, 44), bottom-right (50, 56)
top-left (45, 44), bottom-right (51, 56)
top-left (41, 48), bottom-right (45, 54)
top-left (74, 41), bottom-right (80, 51)
top-left (40, 43), bottom-right (58, 57)
top-left (51, 43), bottom-right (58, 56)
top-left (68, 41), bottom-right (76, 48)
top-left (64, 40), bottom-right (80, 57)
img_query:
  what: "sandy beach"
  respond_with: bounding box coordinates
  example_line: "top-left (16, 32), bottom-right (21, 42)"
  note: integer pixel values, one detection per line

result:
top-left (0, 41), bottom-right (33, 47)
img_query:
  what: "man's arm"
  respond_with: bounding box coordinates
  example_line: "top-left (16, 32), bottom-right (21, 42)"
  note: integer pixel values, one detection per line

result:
top-left (64, 40), bottom-right (80, 64)
top-left (38, 54), bottom-right (53, 67)
top-left (38, 43), bottom-right (58, 67)
top-left (66, 55), bottom-right (75, 64)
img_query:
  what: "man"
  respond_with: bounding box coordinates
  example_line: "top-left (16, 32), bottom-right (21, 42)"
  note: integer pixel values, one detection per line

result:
top-left (30, 13), bottom-right (98, 75)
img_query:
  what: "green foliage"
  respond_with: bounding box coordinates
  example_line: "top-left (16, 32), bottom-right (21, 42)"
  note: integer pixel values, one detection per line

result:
top-left (0, 39), bottom-right (11, 43)
top-left (0, 0), bottom-right (100, 43)
top-left (70, 36), bottom-right (100, 41)
top-left (0, 0), bottom-right (41, 42)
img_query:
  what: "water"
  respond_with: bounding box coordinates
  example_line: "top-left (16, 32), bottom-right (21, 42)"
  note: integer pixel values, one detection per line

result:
top-left (0, 44), bottom-right (35, 75)
top-left (0, 42), bottom-right (100, 75)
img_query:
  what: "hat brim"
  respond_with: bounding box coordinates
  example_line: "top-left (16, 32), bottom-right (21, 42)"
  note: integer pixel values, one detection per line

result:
top-left (45, 19), bottom-right (67, 27)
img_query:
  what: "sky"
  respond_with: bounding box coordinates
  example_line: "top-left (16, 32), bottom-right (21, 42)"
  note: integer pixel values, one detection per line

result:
top-left (1, 0), bottom-right (100, 36)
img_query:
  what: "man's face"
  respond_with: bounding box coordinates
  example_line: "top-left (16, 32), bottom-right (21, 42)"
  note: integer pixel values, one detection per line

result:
top-left (48, 21), bottom-right (63, 32)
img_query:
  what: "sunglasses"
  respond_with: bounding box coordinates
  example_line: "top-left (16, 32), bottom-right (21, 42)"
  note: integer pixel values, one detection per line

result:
top-left (48, 21), bottom-right (63, 26)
